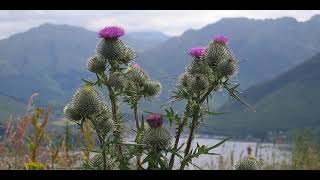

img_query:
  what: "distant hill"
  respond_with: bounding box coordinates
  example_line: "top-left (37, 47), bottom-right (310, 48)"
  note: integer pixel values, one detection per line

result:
top-left (125, 31), bottom-right (169, 52)
top-left (136, 16), bottom-right (320, 108)
top-left (201, 52), bottom-right (320, 138)
top-left (1, 16), bottom-right (320, 127)
top-left (0, 23), bottom-right (170, 121)
top-left (0, 94), bottom-right (26, 120)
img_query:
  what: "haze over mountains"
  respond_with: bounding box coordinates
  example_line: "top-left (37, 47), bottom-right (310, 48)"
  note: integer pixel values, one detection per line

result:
top-left (0, 16), bottom-right (320, 137)
top-left (202, 52), bottom-right (320, 138)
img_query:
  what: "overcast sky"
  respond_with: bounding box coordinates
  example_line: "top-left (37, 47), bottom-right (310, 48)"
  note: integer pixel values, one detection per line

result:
top-left (0, 10), bottom-right (320, 39)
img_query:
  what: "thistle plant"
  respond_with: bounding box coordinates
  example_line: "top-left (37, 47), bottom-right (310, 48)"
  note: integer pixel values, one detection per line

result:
top-left (166, 35), bottom-right (253, 169)
top-left (63, 26), bottom-right (251, 170)
top-left (64, 25), bottom-right (164, 170)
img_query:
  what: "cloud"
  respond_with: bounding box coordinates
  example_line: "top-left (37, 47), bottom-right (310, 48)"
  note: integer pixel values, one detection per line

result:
top-left (0, 10), bottom-right (320, 39)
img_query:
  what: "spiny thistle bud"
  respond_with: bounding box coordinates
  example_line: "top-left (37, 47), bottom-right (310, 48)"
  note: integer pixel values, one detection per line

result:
top-left (69, 86), bottom-right (103, 118)
top-left (234, 156), bottom-right (262, 170)
top-left (97, 37), bottom-right (135, 64)
top-left (63, 102), bottom-right (82, 123)
top-left (187, 47), bottom-right (206, 59)
top-left (143, 80), bottom-right (162, 98)
top-left (126, 67), bottom-right (148, 85)
top-left (92, 113), bottom-right (114, 137)
top-left (204, 36), bottom-right (233, 68)
top-left (190, 74), bottom-right (210, 92)
top-left (87, 56), bottom-right (106, 73)
top-left (82, 154), bottom-right (119, 170)
top-left (186, 59), bottom-right (213, 76)
top-left (146, 113), bottom-right (163, 128)
top-left (142, 127), bottom-right (172, 151)
top-left (216, 59), bottom-right (238, 78)
top-left (178, 72), bottom-right (193, 88)
top-left (130, 63), bottom-right (140, 69)
top-left (108, 72), bottom-right (126, 90)
top-left (98, 101), bottom-right (111, 115)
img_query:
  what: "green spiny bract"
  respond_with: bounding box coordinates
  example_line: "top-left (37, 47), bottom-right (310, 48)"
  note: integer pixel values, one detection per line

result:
top-left (125, 67), bottom-right (148, 85)
top-left (234, 156), bottom-right (262, 170)
top-left (189, 74), bottom-right (210, 93)
top-left (96, 38), bottom-right (135, 65)
top-left (63, 102), bottom-right (82, 123)
top-left (108, 72), bottom-right (126, 90)
top-left (178, 72), bottom-right (193, 88)
top-left (142, 80), bottom-right (162, 98)
top-left (91, 114), bottom-right (114, 137)
top-left (81, 154), bottom-right (119, 170)
top-left (67, 86), bottom-right (103, 119)
top-left (204, 41), bottom-right (234, 69)
top-left (87, 56), bottom-right (107, 73)
top-left (123, 66), bottom-right (162, 100)
top-left (186, 59), bottom-right (213, 76)
top-left (142, 127), bottom-right (172, 151)
top-left (216, 59), bottom-right (238, 78)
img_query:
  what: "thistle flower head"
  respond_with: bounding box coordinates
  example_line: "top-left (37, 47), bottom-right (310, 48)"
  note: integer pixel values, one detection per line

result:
top-left (126, 67), bottom-right (148, 84)
top-left (87, 56), bottom-right (106, 73)
top-left (92, 113), bottom-right (114, 138)
top-left (216, 58), bottom-right (238, 78)
top-left (82, 154), bottom-right (119, 170)
top-left (187, 47), bottom-right (206, 58)
top-left (108, 72), bottom-right (126, 90)
top-left (186, 59), bottom-right (213, 76)
top-left (63, 103), bottom-right (82, 123)
top-left (131, 63), bottom-right (140, 69)
top-left (68, 85), bottom-right (102, 118)
top-left (235, 156), bottom-right (262, 170)
top-left (143, 80), bottom-right (162, 98)
top-left (190, 74), bottom-right (210, 92)
top-left (97, 38), bottom-right (135, 64)
top-left (98, 26), bottom-right (124, 39)
top-left (178, 72), bottom-right (192, 88)
top-left (214, 35), bottom-right (228, 45)
top-left (142, 127), bottom-right (172, 151)
top-left (146, 113), bottom-right (163, 128)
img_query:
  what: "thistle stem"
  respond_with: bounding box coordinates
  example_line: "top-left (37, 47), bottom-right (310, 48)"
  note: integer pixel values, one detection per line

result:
top-left (168, 111), bottom-right (189, 169)
top-left (97, 133), bottom-right (107, 170)
top-left (180, 115), bottom-right (198, 170)
top-left (108, 90), bottom-right (124, 161)
top-left (133, 103), bottom-right (140, 130)
top-left (179, 85), bottom-right (215, 169)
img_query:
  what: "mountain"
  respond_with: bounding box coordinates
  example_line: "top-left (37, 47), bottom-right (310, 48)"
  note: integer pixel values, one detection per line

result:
top-left (136, 16), bottom-right (320, 108)
top-left (201, 52), bottom-right (320, 137)
top-left (0, 94), bottom-right (26, 120)
top-left (0, 23), bottom-right (97, 111)
top-left (1, 16), bottom-right (320, 125)
top-left (0, 23), bottom-right (170, 120)
top-left (125, 31), bottom-right (170, 52)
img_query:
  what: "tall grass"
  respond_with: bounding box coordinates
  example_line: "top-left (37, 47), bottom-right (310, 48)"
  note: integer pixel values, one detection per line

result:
top-left (0, 94), bottom-right (82, 170)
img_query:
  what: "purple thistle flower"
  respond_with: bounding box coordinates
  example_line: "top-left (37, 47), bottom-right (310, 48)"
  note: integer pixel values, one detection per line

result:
top-left (146, 113), bottom-right (163, 128)
top-left (187, 47), bottom-right (206, 58)
top-left (214, 35), bottom-right (228, 45)
top-left (98, 26), bottom-right (125, 39)
top-left (131, 63), bottom-right (140, 69)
